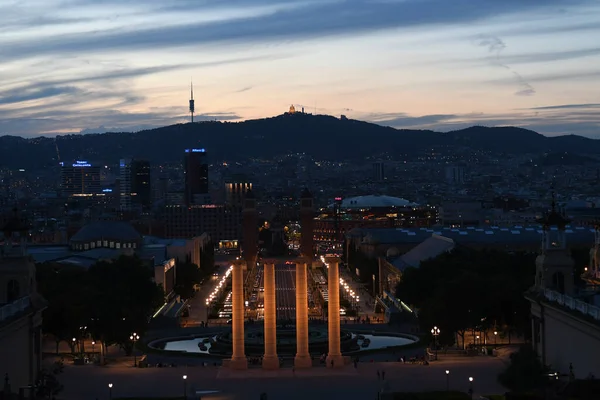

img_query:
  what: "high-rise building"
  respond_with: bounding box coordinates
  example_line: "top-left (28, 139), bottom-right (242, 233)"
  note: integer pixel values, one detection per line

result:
top-left (373, 162), bottom-right (385, 182)
top-left (184, 148), bottom-right (209, 205)
top-left (60, 161), bottom-right (101, 197)
top-left (445, 165), bottom-right (465, 185)
top-left (120, 159), bottom-right (151, 211)
top-left (225, 174), bottom-right (252, 207)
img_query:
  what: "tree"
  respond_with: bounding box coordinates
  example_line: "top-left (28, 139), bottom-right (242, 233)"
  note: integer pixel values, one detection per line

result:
top-left (174, 262), bottom-right (201, 300)
top-left (498, 345), bottom-right (549, 393)
top-left (395, 248), bottom-right (536, 343)
top-left (85, 255), bottom-right (163, 354)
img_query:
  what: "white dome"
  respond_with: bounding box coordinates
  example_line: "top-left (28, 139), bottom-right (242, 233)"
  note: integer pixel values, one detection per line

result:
top-left (337, 195), bottom-right (417, 209)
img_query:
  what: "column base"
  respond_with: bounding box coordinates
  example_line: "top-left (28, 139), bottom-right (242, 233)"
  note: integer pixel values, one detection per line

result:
top-left (262, 355), bottom-right (280, 370)
top-left (226, 357), bottom-right (248, 370)
top-left (326, 354), bottom-right (345, 369)
top-left (294, 354), bottom-right (312, 369)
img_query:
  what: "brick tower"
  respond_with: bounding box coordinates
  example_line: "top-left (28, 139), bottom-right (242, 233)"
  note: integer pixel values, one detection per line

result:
top-left (242, 190), bottom-right (258, 270)
top-left (299, 188), bottom-right (314, 260)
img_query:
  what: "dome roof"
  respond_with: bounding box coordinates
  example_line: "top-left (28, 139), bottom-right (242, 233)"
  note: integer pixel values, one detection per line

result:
top-left (71, 221), bottom-right (141, 243)
top-left (336, 195), bottom-right (418, 209)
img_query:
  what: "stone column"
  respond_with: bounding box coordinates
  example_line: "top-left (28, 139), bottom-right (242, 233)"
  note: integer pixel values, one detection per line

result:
top-left (325, 257), bottom-right (344, 368)
top-left (295, 258), bottom-right (312, 368)
top-left (230, 260), bottom-right (247, 369)
top-left (262, 260), bottom-right (279, 369)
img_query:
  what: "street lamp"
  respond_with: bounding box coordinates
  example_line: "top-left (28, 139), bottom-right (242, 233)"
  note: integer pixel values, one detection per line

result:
top-left (130, 333), bottom-right (140, 367)
top-left (91, 341), bottom-right (96, 353)
top-left (468, 377), bottom-right (474, 399)
top-left (445, 370), bottom-right (450, 391)
top-left (476, 335), bottom-right (480, 348)
top-left (108, 383), bottom-right (113, 400)
top-left (494, 331), bottom-right (498, 348)
top-left (183, 375), bottom-right (188, 400)
top-left (431, 326), bottom-right (440, 361)
top-left (205, 299), bottom-right (210, 325)
top-left (72, 337), bottom-right (77, 354)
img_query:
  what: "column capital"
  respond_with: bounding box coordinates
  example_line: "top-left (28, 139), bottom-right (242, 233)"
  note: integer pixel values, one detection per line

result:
top-left (325, 256), bottom-right (341, 265)
top-left (232, 259), bottom-right (246, 268)
top-left (262, 258), bottom-right (278, 266)
top-left (294, 257), bottom-right (310, 265)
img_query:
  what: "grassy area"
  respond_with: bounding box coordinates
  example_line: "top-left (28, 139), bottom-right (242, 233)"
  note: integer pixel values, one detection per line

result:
top-left (386, 391), bottom-right (471, 400)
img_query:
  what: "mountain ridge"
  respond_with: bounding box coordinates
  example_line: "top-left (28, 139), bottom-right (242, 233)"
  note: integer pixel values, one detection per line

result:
top-left (1, 113), bottom-right (598, 169)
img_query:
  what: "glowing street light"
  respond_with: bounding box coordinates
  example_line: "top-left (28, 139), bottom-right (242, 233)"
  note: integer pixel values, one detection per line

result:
top-left (468, 377), bottom-right (474, 399)
top-left (183, 375), bottom-right (188, 399)
top-left (108, 383), bottom-right (113, 400)
top-left (494, 330), bottom-right (498, 348)
top-left (130, 333), bottom-right (140, 366)
top-left (445, 370), bottom-right (450, 391)
top-left (431, 326), bottom-right (440, 360)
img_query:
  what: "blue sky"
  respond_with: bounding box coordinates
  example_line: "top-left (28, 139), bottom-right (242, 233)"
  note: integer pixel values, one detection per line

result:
top-left (1, 0), bottom-right (599, 137)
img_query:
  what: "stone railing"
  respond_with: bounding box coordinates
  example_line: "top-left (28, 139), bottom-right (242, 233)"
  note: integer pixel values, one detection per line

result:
top-left (0, 296), bottom-right (30, 322)
top-left (544, 289), bottom-right (600, 321)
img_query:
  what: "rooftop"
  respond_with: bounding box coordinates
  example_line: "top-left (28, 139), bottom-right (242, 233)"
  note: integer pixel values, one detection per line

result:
top-left (71, 221), bottom-right (141, 243)
top-left (349, 225), bottom-right (596, 245)
top-left (333, 195), bottom-right (418, 209)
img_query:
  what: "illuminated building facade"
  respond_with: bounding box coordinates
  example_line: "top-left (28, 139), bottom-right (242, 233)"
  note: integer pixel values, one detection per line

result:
top-left (225, 174), bottom-right (252, 207)
top-left (60, 161), bottom-right (101, 197)
top-left (314, 195), bottom-right (434, 248)
top-left (184, 148), bottom-right (209, 206)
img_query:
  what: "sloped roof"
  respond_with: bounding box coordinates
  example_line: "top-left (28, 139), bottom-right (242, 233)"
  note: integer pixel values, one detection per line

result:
top-left (71, 221), bottom-right (141, 242)
top-left (336, 195), bottom-right (417, 209)
top-left (399, 234), bottom-right (455, 268)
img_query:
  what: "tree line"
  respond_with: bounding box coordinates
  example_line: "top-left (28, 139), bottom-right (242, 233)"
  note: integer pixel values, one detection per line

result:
top-left (37, 255), bottom-right (164, 355)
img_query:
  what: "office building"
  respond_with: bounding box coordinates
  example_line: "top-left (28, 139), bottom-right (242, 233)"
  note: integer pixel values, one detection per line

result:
top-left (445, 165), bottom-right (465, 185)
top-left (184, 148), bottom-right (209, 205)
top-left (373, 162), bottom-right (385, 182)
top-left (163, 204), bottom-right (242, 245)
top-left (60, 160), bottom-right (101, 197)
top-left (120, 159), bottom-right (151, 210)
top-left (225, 174), bottom-right (252, 207)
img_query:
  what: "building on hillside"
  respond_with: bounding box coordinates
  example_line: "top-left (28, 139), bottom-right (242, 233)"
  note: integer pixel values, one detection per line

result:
top-left (183, 148), bottom-right (209, 206)
top-left (224, 174), bottom-right (252, 208)
top-left (120, 159), bottom-right (151, 211)
top-left (526, 199), bottom-right (600, 379)
top-left (0, 213), bottom-right (46, 397)
top-left (438, 201), bottom-right (482, 227)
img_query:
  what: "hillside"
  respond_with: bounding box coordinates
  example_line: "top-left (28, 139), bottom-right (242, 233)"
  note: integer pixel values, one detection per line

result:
top-left (1, 113), bottom-right (599, 169)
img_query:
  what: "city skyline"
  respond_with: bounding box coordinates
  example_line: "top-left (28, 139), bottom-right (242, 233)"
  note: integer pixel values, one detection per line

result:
top-left (1, 0), bottom-right (599, 137)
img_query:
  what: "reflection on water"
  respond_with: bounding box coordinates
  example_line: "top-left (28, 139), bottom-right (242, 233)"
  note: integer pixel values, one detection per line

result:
top-left (162, 334), bottom-right (413, 354)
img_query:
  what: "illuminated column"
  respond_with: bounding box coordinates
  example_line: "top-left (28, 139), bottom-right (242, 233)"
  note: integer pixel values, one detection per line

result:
top-left (230, 260), bottom-right (247, 369)
top-left (326, 257), bottom-right (344, 368)
top-left (262, 260), bottom-right (279, 369)
top-left (294, 258), bottom-right (312, 368)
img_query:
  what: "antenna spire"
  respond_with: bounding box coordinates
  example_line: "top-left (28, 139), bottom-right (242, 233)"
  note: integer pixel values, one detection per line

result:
top-left (189, 80), bottom-right (195, 123)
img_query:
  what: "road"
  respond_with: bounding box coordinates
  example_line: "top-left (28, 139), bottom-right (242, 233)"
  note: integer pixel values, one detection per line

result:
top-left (275, 264), bottom-right (296, 321)
top-left (186, 264), bottom-right (229, 326)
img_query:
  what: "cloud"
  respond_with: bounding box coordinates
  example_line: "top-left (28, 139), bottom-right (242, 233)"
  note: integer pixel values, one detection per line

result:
top-left (528, 103), bottom-right (600, 110)
top-left (0, 0), bottom-right (589, 61)
top-left (235, 86), bottom-right (254, 93)
top-left (0, 86), bottom-right (82, 105)
top-left (474, 34), bottom-right (536, 96)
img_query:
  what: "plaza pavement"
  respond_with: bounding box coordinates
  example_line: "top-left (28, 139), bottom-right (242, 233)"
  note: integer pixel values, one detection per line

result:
top-left (56, 356), bottom-right (507, 400)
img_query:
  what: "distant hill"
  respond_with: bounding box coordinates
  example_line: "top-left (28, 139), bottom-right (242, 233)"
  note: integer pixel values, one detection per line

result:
top-left (1, 113), bottom-right (600, 169)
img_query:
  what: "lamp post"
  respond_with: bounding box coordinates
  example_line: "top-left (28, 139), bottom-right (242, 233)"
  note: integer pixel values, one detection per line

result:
top-left (72, 338), bottom-right (77, 355)
top-left (91, 341), bottom-right (96, 354)
top-left (445, 370), bottom-right (450, 391)
top-left (475, 335), bottom-right (480, 348)
top-left (494, 331), bottom-right (498, 348)
top-left (431, 326), bottom-right (440, 361)
top-left (205, 299), bottom-right (210, 325)
top-left (130, 333), bottom-right (140, 367)
top-left (468, 377), bottom-right (474, 399)
top-left (183, 375), bottom-right (188, 399)
top-left (108, 383), bottom-right (113, 400)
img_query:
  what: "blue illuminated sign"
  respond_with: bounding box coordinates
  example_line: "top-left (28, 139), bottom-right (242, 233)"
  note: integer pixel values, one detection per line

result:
top-left (185, 148), bottom-right (205, 153)
top-left (102, 189), bottom-right (113, 193)
top-left (73, 161), bottom-right (91, 167)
